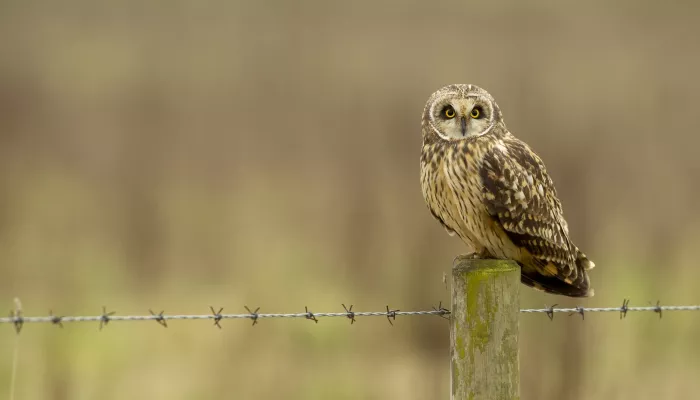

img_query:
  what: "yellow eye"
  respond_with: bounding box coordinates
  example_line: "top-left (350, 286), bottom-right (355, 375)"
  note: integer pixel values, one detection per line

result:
top-left (444, 107), bottom-right (456, 118)
top-left (470, 107), bottom-right (481, 118)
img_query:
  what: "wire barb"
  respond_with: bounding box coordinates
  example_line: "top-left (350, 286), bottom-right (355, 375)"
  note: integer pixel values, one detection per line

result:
top-left (244, 306), bottom-right (260, 326)
top-left (342, 304), bottom-right (355, 324)
top-left (620, 298), bottom-right (630, 319)
top-left (10, 304), bottom-right (23, 334)
top-left (49, 310), bottom-right (63, 328)
top-left (568, 306), bottom-right (585, 320)
top-left (545, 304), bottom-right (557, 321)
top-left (99, 306), bottom-right (115, 331)
top-left (432, 301), bottom-right (450, 320)
top-left (210, 306), bottom-right (224, 329)
top-left (304, 306), bottom-right (318, 323)
top-left (149, 309), bottom-right (167, 328)
top-left (651, 300), bottom-right (662, 319)
top-left (385, 305), bottom-right (399, 326)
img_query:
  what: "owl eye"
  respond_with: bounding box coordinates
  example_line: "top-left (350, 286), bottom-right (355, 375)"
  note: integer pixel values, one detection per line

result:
top-left (443, 106), bottom-right (456, 119)
top-left (470, 107), bottom-right (483, 119)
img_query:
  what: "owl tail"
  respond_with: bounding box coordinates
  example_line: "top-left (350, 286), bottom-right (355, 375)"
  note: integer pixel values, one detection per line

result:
top-left (521, 271), bottom-right (594, 298)
top-left (521, 251), bottom-right (595, 298)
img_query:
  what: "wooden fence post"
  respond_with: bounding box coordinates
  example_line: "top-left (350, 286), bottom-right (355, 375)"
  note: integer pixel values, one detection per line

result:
top-left (450, 259), bottom-right (520, 400)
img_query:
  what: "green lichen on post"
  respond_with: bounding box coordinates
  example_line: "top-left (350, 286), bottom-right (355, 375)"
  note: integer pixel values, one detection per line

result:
top-left (450, 259), bottom-right (520, 400)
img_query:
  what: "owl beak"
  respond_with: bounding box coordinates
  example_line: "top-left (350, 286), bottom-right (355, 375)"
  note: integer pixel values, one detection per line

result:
top-left (460, 117), bottom-right (467, 136)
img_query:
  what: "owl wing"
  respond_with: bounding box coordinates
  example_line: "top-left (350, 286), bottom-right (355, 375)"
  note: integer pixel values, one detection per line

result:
top-left (479, 136), bottom-right (591, 296)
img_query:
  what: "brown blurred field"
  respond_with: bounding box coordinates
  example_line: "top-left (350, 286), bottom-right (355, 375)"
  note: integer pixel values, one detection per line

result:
top-left (1, 1), bottom-right (700, 399)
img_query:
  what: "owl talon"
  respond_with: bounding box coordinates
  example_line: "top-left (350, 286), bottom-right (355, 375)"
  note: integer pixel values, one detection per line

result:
top-left (452, 252), bottom-right (482, 266)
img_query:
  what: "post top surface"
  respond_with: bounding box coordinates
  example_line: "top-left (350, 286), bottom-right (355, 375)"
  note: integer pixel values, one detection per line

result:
top-left (452, 258), bottom-right (519, 274)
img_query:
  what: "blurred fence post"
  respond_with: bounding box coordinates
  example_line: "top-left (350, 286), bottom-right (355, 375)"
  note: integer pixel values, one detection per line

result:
top-left (450, 259), bottom-right (520, 400)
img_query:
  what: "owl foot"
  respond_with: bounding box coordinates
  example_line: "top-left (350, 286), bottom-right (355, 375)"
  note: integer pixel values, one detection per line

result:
top-left (452, 251), bottom-right (491, 267)
top-left (452, 250), bottom-right (493, 267)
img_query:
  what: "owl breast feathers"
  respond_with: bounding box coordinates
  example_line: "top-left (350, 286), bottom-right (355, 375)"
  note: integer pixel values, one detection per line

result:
top-left (420, 84), bottom-right (595, 298)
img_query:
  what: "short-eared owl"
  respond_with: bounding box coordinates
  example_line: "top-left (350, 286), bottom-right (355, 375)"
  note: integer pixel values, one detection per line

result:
top-left (420, 84), bottom-right (595, 297)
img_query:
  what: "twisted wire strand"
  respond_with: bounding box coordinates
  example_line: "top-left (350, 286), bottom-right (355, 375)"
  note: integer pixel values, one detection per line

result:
top-left (0, 310), bottom-right (447, 324)
top-left (520, 305), bottom-right (700, 313)
top-left (2, 303), bottom-right (699, 327)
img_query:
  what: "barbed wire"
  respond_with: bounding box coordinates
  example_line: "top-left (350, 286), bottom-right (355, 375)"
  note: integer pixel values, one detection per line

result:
top-left (1, 299), bottom-right (699, 333)
top-left (522, 299), bottom-right (700, 320)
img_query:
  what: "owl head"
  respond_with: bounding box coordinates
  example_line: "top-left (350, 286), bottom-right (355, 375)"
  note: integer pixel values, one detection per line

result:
top-left (422, 84), bottom-right (505, 142)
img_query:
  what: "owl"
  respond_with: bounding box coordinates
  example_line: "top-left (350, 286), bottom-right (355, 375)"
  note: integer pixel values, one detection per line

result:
top-left (420, 84), bottom-right (595, 297)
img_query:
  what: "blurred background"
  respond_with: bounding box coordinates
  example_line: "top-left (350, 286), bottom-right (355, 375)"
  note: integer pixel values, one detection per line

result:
top-left (1, 1), bottom-right (699, 399)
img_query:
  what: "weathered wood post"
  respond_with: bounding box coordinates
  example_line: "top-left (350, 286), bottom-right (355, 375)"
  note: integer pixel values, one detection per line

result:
top-left (451, 259), bottom-right (520, 400)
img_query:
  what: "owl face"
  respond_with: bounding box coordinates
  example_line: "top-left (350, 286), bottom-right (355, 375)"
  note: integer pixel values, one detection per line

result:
top-left (423, 84), bottom-right (502, 141)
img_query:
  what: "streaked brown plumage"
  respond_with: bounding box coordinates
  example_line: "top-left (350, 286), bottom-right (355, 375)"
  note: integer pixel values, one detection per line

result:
top-left (420, 84), bottom-right (595, 297)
